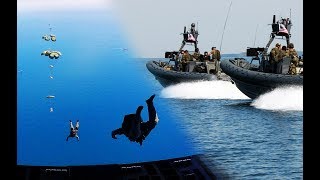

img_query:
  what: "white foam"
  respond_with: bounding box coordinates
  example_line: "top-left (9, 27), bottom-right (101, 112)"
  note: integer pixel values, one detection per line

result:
top-left (251, 86), bottom-right (303, 111)
top-left (160, 80), bottom-right (249, 100)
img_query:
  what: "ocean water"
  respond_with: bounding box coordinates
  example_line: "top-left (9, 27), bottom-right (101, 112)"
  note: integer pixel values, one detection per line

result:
top-left (18, 10), bottom-right (303, 179)
top-left (140, 57), bottom-right (303, 179)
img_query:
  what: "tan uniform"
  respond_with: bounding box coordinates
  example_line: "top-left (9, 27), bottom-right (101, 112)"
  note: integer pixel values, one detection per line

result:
top-left (181, 53), bottom-right (191, 62)
top-left (270, 47), bottom-right (280, 63)
top-left (192, 52), bottom-right (201, 61)
top-left (276, 49), bottom-right (288, 62)
top-left (210, 49), bottom-right (221, 74)
top-left (181, 52), bottom-right (191, 72)
top-left (210, 49), bottom-right (221, 61)
top-left (288, 48), bottom-right (299, 75)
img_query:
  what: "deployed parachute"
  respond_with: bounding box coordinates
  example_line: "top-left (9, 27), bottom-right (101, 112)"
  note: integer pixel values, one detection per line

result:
top-left (42, 34), bottom-right (57, 42)
top-left (41, 24), bottom-right (60, 112)
top-left (50, 34), bottom-right (56, 41)
top-left (49, 50), bottom-right (62, 59)
top-left (41, 49), bottom-right (61, 79)
top-left (41, 50), bottom-right (51, 56)
top-left (42, 35), bottom-right (50, 41)
top-left (41, 50), bottom-right (62, 59)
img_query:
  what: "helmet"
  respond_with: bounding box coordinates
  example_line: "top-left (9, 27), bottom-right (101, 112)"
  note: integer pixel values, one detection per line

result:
top-left (191, 23), bottom-right (195, 27)
top-left (288, 43), bottom-right (294, 48)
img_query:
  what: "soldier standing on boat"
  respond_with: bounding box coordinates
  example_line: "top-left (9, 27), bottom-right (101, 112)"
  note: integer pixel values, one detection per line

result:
top-left (275, 45), bottom-right (288, 74)
top-left (269, 43), bottom-right (281, 73)
top-left (181, 50), bottom-right (191, 72)
top-left (174, 50), bottom-right (184, 71)
top-left (209, 47), bottom-right (221, 74)
top-left (276, 45), bottom-right (288, 62)
top-left (192, 48), bottom-right (201, 61)
top-left (287, 43), bottom-right (299, 75)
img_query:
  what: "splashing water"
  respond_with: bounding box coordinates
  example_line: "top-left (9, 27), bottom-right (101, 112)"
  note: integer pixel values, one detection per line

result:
top-left (160, 80), bottom-right (249, 100)
top-left (251, 86), bottom-right (303, 111)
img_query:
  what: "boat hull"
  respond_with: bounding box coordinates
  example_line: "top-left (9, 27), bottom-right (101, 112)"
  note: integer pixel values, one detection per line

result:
top-left (146, 60), bottom-right (217, 87)
top-left (220, 59), bottom-right (303, 99)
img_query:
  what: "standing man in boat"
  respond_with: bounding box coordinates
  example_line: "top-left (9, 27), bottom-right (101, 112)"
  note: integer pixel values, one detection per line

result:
top-left (287, 43), bottom-right (299, 75)
top-left (192, 48), bottom-right (201, 61)
top-left (209, 47), bottom-right (221, 75)
top-left (269, 43), bottom-right (281, 73)
top-left (174, 50), bottom-right (184, 71)
top-left (111, 94), bottom-right (159, 146)
top-left (275, 45), bottom-right (288, 73)
top-left (181, 50), bottom-right (191, 72)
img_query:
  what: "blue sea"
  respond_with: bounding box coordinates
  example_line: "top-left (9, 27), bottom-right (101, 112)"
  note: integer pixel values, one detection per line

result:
top-left (18, 10), bottom-right (303, 179)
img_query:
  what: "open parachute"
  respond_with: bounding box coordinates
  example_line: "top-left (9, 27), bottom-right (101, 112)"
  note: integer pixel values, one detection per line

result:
top-left (41, 24), bottom-right (60, 113)
top-left (42, 34), bottom-right (57, 42)
top-left (41, 50), bottom-right (62, 59)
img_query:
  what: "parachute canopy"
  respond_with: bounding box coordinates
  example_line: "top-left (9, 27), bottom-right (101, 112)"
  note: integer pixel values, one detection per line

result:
top-left (50, 34), bottom-right (56, 41)
top-left (42, 34), bottom-right (57, 42)
top-left (42, 35), bottom-right (50, 41)
top-left (46, 95), bottom-right (55, 98)
top-left (41, 50), bottom-right (62, 59)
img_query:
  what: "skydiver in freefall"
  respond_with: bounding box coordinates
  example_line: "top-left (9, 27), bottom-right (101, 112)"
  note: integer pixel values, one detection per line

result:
top-left (111, 94), bottom-right (159, 146)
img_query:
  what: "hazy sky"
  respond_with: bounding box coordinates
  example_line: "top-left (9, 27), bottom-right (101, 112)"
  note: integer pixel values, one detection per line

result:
top-left (18, 0), bottom-right (303, 58)
top-left (17, 0), bottom-right (112, 12)
top-left (113, 0), bottom-right (303, 58)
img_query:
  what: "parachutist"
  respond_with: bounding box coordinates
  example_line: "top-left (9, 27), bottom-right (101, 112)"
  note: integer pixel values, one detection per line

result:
top-left (111, 94), bottom-right (158, 146)
top-left (42, 35), bottom-right (50, 41)
top-left (50, 34), bottom-right (56, 41)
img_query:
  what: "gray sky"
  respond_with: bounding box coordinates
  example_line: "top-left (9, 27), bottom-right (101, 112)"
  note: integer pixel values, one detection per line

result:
top-left (17, 0), bottom-right (112, 12)
top-left (112, 0), bottom-right (303, 58)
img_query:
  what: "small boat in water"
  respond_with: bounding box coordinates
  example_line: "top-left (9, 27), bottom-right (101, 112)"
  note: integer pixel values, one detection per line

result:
top-left (220, 15), bottom-right (303, 99)
top-left (146, 60), bottom-right (230, 87)
top-left (146, 23), bottom-right (231, 87)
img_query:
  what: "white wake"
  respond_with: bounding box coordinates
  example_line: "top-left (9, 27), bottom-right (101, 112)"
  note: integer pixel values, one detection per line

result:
top-left (160, 81), bottom-right (249, 100)
top-left (251, 86), bottom-right (303, 111)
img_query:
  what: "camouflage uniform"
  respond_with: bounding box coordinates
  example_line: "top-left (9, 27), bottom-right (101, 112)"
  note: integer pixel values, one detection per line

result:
top-left (181, 51), bottom-right (191, 72)
top-left (210, 49), bottom-right (221, 61)
top-left (270, 47), bottom-right (280, 63)
top-left (288, 48), bottom-right (299, 75)
top-left (192, 52), bottom-right (201, 61)
top-left (192, 48), bottom-right (201, 61)
top-left (210, 48), bottom-right (221, 74)
top-left (269, 45), bottom-right (281, 73)
top-left (276, 49), bottom-right (288, 62)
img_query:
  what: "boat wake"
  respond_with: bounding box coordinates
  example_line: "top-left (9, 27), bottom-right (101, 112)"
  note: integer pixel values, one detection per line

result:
top-left (251, 86), bottom-right (303, 111)
top-left (160, 80), bottom-right (249, 100)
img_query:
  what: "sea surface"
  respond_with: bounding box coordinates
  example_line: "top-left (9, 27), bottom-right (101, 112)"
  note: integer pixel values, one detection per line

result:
top-left (17, 10), bottom-right (303, 179)
top-left (139, 58), bottom-right (303, 179)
